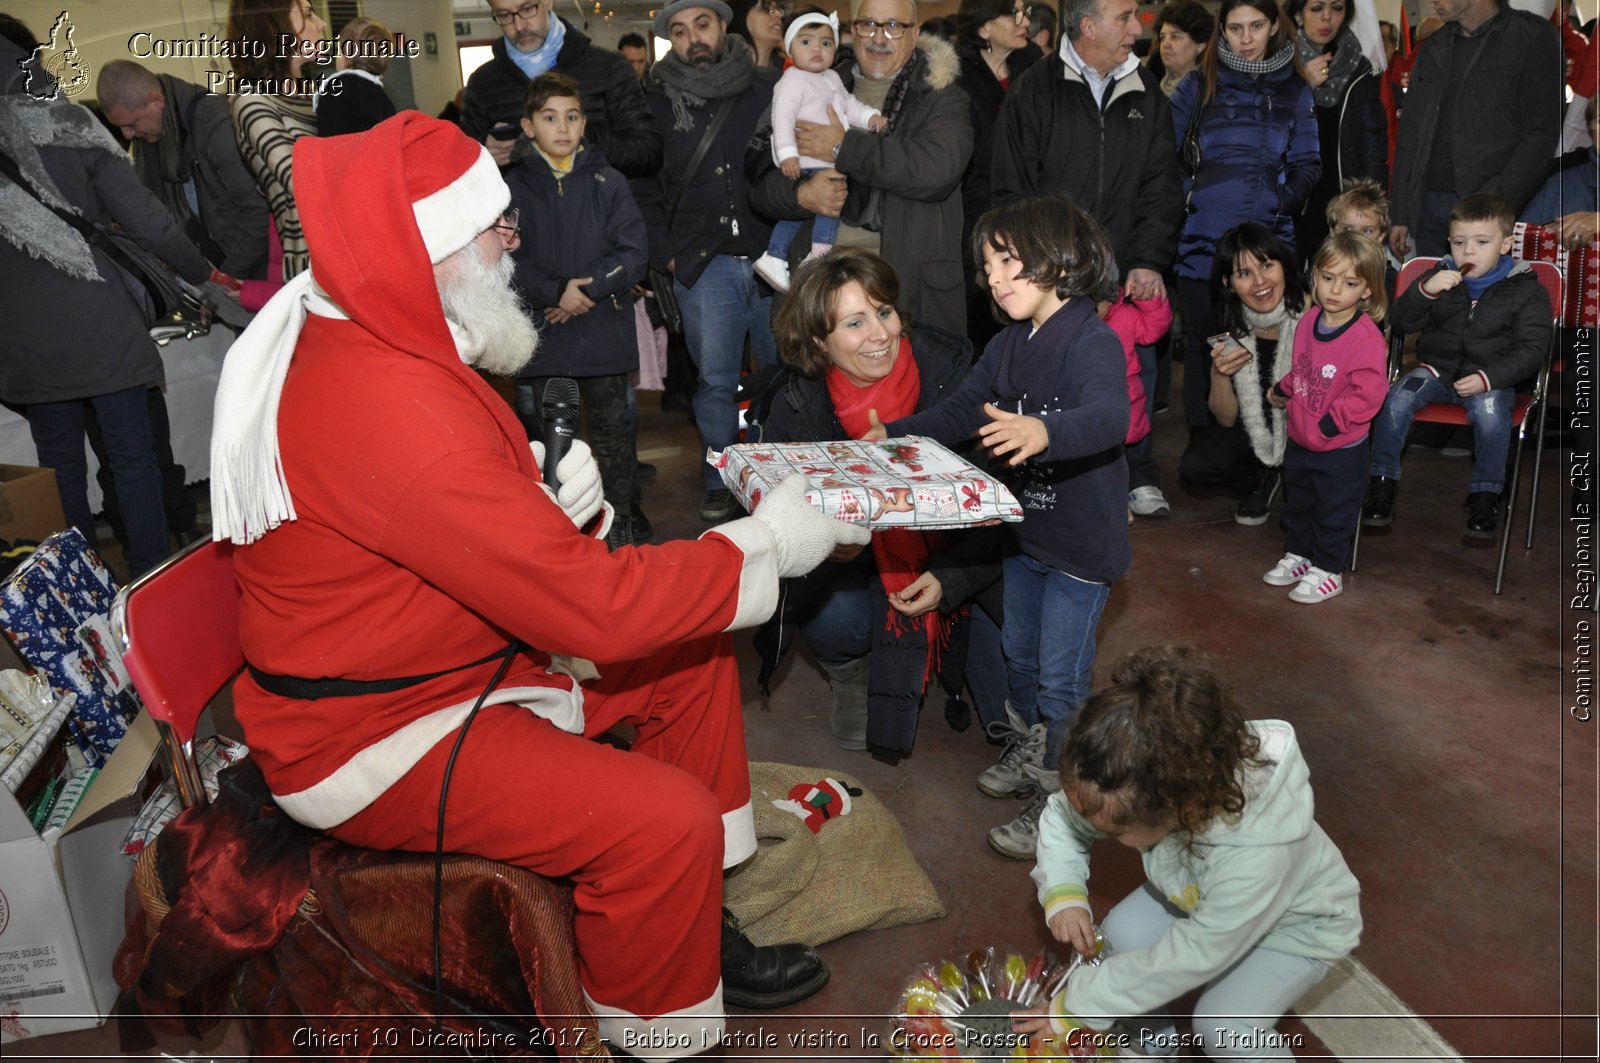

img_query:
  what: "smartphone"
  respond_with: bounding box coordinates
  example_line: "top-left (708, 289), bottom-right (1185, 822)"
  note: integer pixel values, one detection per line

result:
top-left (1207, 332), bottom-right (1244, 353)
top-left (488, 122), bottom-right (519, 141)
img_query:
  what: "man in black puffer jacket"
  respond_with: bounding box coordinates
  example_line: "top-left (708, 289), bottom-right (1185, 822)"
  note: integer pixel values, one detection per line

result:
top-left (464, 0), bottom-right (661, 178)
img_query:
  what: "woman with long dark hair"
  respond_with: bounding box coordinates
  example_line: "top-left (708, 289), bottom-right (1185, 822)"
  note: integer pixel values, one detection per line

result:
top-left (955, 0), bottom-right (1040, 349)
top-left (227, 0), bottom-right (327, 281)
top-left (1288, 0), bottom-right (1388, 265)
top-left (1177, 223), bottom-right (1310, 526)
top-left (727, 0), bottom-right (788, 66)
top-left (1170, 0), bottom-right (1318, 434)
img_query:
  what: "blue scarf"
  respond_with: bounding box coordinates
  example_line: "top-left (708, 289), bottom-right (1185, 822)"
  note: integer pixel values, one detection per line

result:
top-left (1450, 254), bottom-right (1514, 301)
top-left (506, 14), bottom-right (565, 80)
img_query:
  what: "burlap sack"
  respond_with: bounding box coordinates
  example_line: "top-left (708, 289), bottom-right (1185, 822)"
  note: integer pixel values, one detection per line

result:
top-left (724, 762), bottom-right (945, 947)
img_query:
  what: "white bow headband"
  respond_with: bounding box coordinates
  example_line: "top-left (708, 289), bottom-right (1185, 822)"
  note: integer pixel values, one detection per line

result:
top-left (784, 11), bottom-right (839, 54)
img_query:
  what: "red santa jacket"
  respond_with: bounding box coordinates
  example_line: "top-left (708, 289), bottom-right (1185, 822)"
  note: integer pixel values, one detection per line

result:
top-left (233, 314), bottom-right (776, 828)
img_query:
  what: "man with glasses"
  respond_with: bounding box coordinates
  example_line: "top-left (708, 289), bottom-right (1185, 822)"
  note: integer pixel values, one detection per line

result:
top-left (462, 0), bottom-right (661, 178)
top-left (751, 0), bottom-right (973, 336)
top-left (640, 0), bottom-right (787, 523)
top-left (991, 0), bottom-right (1183, 533)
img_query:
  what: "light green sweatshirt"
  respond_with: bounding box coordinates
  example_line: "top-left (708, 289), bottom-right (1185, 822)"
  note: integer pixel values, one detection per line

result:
top-left (1031, 719), bottom-right (1362, 1030)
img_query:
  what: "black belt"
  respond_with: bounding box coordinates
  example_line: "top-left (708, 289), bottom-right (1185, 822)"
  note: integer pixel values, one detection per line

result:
top-left (248, 642), bottom-right (521, 700)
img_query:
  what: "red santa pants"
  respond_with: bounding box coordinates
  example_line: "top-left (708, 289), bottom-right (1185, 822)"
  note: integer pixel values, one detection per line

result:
top-left (334, 632), bottom-right (749, 1032)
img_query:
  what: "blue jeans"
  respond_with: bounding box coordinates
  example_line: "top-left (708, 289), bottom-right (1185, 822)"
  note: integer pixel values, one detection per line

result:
top-left (1369, 369), bottom-right (1512, 494)
top-left (674, 255), bottom-right (777, 490)
top-left (27, 386), bottom-right (169, 577)
top-left (1002, 553), bottom-right (1111, 761)
top-left (1126, 343), bottom-right (1162, 491)
top-left (767, 170), bottom-right (840, 258)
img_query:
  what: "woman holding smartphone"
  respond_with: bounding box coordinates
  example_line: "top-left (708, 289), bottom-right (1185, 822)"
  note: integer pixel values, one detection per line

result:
top-left (1176, 222), bottom-right (1309, 525)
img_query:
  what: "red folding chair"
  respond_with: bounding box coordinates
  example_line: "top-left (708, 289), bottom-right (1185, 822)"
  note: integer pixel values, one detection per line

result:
top-left (1377, 257), bottom-right (1563, 594)
top-left (109, 539), bottom-right (609, 1058)
top-left (111, 537), bottom-right (241, 809)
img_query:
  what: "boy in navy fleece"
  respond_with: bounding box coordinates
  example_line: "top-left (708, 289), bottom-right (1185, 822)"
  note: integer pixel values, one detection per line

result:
top-left (1362, 193), bottom-right (1554, 538)
top-left (865, 196), bottom-right (1128, 860)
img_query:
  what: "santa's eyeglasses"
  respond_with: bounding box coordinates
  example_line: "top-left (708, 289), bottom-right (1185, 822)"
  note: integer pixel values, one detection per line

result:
top-left (492, 208), bottom-right (521, 245)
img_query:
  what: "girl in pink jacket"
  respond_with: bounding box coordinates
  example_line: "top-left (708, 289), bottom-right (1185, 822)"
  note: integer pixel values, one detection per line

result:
top-left (1263, 233), bottom-right (1388, 603)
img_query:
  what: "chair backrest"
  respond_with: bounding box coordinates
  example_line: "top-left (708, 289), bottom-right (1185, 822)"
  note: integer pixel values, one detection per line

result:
top-left (1394, 256), bottom-right (1439, 300)
top-left (1527, 260), bottom-right (1564, 323)
top-left (110, 537), bottom-right (243, 807)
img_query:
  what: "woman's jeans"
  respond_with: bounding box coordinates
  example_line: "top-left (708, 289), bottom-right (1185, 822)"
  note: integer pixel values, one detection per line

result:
top-left (1101, 884), bottom-right (1331, 1060)
top-left (27, 386), bottom-right (168, 576)
top-left (793, 560), bottom-right (1008, 729)
top-left (1002, 553), bottom-right (1111, 761)
top-left (1368, 369), bottom-right (1512, 494)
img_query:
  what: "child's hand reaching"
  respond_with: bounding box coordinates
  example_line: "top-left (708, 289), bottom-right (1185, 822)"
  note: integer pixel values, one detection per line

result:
top-left (1048, 907), bottom-right (1100, 957)
top-left (861, 408), bottom-right (888, 441)
top-left (979, 403), bottom-right (1048, 466)
top-left (1267, 386), bottom-right (1287, 409)
top-left (867, 114), bottom-right (887, 133)
top-left (781, 157), bottom-right (802, 180)
top-left (1010, 1002), bottom-right (1055, 1044)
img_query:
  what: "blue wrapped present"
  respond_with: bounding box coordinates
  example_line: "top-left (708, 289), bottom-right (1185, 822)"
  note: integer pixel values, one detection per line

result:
top-left (0, 528), bottom-right (142, 757)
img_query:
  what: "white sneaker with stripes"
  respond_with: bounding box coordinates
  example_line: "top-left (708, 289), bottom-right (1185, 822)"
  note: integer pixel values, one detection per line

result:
top-left (1289, 567), bottom-right (1343, 603)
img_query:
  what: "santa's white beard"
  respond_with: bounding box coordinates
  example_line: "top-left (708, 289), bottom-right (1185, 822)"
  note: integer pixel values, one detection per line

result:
top-left (437, 242), bottom-right (539, 376)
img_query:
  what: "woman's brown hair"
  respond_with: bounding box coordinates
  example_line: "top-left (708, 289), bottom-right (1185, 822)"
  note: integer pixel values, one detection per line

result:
top-left (227, 0), bottom-right (301, 81)
top-left (1060, 646), bottom-right (1273, 844)
top-left (773, 248), bottom-right (904, 379)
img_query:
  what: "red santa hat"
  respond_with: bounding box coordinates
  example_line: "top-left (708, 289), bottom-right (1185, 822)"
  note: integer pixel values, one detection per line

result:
top-left (211, 112), bottom-right (524, 545)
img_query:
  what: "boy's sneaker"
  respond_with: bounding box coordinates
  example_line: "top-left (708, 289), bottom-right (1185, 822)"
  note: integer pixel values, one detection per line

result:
top-left (1361, 476), bottom-right (1398, 527)
top-left (1128, 485), bottom-right (1170, 517)
top-left (1288, 566), bottom-right (1343, 604)
top-left (1262, 552), bottom-right (1311, 586)
top-left (1464, 491), bottom-right (1500, 538)
top-left (977, 703), bottom-right (1049, 798)
top-left (1234, 468), bottom-right (1282, 525)
top-left (753, 253), bottom-right (791, 292)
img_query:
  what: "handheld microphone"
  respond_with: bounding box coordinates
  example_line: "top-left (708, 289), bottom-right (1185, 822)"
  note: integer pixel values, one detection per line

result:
top-left (540, 378), bottom-right (581, 491)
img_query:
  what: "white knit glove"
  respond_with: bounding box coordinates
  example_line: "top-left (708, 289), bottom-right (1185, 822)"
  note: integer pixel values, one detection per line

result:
top-left (753, 474), bottom-right (871, 578)
top-left (531, 439), bottom-right (605, 531)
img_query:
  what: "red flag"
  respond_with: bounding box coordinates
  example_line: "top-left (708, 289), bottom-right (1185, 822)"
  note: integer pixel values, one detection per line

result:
top-left (1399, 4), bottom-right (1411, 57)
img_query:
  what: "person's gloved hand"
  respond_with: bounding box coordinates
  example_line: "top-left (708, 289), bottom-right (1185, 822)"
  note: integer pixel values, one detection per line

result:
top-left (530, 439), bottom-right (604, 530)
top-left (753, 474), bottom-right (871, 577)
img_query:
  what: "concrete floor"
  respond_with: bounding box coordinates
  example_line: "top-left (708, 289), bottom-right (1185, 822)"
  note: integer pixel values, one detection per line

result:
top-left (10, 387), bottom-right (1595, 1062)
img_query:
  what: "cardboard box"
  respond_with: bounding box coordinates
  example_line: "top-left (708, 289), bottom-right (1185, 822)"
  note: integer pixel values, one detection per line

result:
top-left (0, 711), bottom-right (158, 1042)
top-left (0, 466), bottom-right (67, 547)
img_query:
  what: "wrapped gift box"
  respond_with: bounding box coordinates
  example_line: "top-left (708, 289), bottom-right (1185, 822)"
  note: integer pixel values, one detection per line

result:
top-left (712, 437), bottom-right (1023, 531)
top-left (0, 529), bottom-right (140, 758)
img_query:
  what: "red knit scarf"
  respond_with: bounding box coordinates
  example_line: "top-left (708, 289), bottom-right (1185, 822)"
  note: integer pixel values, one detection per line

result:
top-left (827, 339), bottom-right (950, 684)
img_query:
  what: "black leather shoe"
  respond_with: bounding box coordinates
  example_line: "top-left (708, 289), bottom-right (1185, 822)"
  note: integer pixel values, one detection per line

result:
top-left (1464, 491), bottom-right (1499, 539)
top-left (1234, 467), bottom-right (1282, 525)
top-left (721, 911), bottom-right (829, 1009)
top-left (1362, 476), bottom-right (1398, 528)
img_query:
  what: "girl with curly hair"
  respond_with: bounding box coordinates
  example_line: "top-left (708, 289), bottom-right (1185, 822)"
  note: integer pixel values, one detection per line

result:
top-left (1014, 646), bottom-right (1363, 1059)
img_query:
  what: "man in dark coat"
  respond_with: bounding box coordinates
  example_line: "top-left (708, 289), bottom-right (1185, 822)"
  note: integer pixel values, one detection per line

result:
top-left (1388, 0), bottom-right (1562, 258)
top-left (750, 0), bottom-right (974, 337)
top-left (992, 0), bottom-right (1180, 302)
top-left (639, 0), bottom-right (781, 523)
top-left (463, 0), bottom-right (661, 179)
top-left (96, 59), bottom-right (268, 280)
